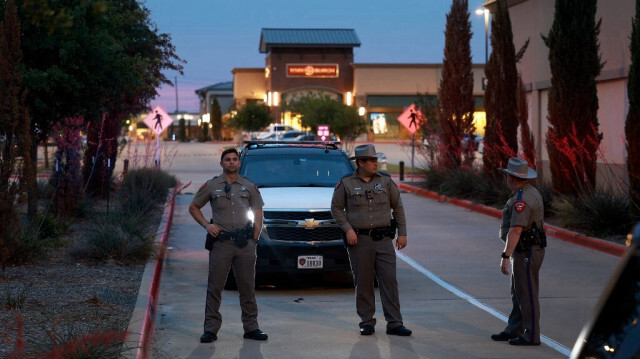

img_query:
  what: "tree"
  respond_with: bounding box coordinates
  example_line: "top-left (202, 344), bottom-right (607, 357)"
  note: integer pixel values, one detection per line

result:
top-left (517, 76), bottom-right (536, 169)
top-left (482, 0), bottom-right (524, 176)
top-left (4, 0), bottom-right (183, 200)
top-left (626, 0), bottom-right (640, 219)
top-left (284, 93), bottom-right (367, 153)
top-left (0, 0), bottom-right (33, 266)
top-left (543, 0), bottom-right (603, 196)
top-left (437, 0), bottom-right (475, 169)
top-left (228, 102), bottom-right (273, 135)
top-left (211, 97), bottom-right (222, 141)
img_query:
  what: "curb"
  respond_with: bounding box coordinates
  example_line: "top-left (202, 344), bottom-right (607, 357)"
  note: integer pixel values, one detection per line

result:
top-left (127, 185), bottom-right (179, 359)
top-left (397, 182), bottom-right (626, 258)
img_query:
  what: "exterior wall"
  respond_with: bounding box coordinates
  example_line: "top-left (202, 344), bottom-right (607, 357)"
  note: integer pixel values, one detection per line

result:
top-left (232, 68), bottom-right (267, 106)
top-left (353, 64), bottom-right (487, 105)
top-left (266, 48), bottom-right (354, 102)
top-left (500, 0), bottom-right (633, 184)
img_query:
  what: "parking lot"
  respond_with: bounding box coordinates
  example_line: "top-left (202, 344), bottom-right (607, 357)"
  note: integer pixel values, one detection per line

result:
top-left (122, 142), bottom-right (622, 359)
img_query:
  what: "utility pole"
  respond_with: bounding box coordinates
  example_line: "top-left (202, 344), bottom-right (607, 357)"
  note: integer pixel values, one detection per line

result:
top-left (175, 76), bottom-right (179, 113)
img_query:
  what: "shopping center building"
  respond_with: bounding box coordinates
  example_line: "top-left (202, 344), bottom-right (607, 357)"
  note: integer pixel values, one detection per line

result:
top-left (199, 28), bottom-right (487, 142)
top-left (194, 0), bottom-right (632, 183)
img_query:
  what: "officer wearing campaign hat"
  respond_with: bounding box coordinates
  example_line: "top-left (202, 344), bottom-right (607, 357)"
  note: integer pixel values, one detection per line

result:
top-left (491, 157), bottom-right (546, 346)
top-left (331, 144), bottom-right (412, 337)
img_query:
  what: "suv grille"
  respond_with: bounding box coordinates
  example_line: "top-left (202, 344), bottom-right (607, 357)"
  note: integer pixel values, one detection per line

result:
top-left (264, 211), bottom-right (334, 220)
top-left (266, 227), bottom-right (343, 242)
top-left (263, 210), bottom-right (342, 242)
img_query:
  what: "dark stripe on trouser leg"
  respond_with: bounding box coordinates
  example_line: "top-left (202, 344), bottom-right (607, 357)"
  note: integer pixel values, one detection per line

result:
top-left (525, 247), bottom-right (536, 340)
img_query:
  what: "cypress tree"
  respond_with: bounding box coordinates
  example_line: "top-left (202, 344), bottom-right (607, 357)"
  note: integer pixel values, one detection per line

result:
top-left (626, 0), bottom-right (640, 219)
top-left (517, 76), bottom-right (536, 168)
top-left (211, 97), bottom-right (222, 141)
top-left (543, 0), bottom-right (603, 196)
top-left (482, 0), bottom-right (520, 176)
top-left (437, 0), bottom-right (475, 169)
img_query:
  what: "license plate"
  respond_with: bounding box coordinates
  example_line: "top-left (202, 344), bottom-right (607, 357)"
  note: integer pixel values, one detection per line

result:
top-left (297, 255), bottom-right (323, 269)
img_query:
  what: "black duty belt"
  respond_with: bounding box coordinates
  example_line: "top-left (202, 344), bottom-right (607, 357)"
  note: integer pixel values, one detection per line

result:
top-left (354, 227), bottom-right (389, 241)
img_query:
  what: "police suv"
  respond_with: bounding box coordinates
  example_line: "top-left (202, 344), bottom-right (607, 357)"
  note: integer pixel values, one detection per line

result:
top-left (238, 140), bottom-right (355, 281)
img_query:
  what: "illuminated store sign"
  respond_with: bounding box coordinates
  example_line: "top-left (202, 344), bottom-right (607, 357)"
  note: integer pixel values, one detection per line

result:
top-left (286, 64), bottom-right (339, 78)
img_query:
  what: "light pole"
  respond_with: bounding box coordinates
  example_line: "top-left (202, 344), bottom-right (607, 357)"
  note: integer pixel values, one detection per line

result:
top-left (475, 8), bottom-right (490, 64)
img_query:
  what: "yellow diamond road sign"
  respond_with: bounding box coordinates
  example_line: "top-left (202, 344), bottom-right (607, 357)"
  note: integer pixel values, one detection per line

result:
top-left (143, 106), bottom-right (174, 135)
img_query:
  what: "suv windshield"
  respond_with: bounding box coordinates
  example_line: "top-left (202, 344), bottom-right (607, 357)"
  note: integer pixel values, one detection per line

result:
top-left (241, 153), bottom-right (353, 188)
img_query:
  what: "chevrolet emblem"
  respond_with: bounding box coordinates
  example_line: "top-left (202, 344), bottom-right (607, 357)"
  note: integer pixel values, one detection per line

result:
top-left (299, 218), bottom-right (320, 229)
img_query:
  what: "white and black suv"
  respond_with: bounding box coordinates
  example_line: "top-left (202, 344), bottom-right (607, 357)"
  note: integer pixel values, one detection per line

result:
top-left (239, 140), bottom-right (355, 277)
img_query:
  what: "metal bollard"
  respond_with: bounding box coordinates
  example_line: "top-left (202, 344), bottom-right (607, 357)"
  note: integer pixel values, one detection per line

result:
top-left (399, 161), bottom-right (404, 181)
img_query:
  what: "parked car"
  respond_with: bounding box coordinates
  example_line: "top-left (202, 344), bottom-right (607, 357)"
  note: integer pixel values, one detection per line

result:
top-left (462, 134), bottom-right (484, 153)
top-left (255, 124), bottom-right (295, 140)
top-left (570, 223), bottom-right (640, 358)
top-left (237, 140), bottom-right (355, 284)
top-left (260, 130), bottom-right (307, 141)
top-left (292, 131), bottom-right (340, 142)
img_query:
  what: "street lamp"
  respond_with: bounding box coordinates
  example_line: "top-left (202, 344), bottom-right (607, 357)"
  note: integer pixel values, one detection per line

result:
top-left (475, 8), bottom-right (490, 65)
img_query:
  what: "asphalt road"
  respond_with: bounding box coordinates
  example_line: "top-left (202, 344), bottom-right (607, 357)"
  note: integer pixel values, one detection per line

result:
top-left (124, 141), bottom-right (622, 359)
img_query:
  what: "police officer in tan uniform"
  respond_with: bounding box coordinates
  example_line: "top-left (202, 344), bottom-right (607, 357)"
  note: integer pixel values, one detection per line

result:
top-left (491, 157), bottom-right (546, 346)
top-left (189, 148), bottom-right (268, 343)
top-left (331, 144), bottom-right (412, 336)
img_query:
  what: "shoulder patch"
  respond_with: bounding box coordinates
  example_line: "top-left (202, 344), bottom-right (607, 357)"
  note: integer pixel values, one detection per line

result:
top-left (514, 200), bottom-right (527, 214)
top-left (378, 171), bottom-right (391, 177)
top-left (198, 181), bottom-right (208, 191)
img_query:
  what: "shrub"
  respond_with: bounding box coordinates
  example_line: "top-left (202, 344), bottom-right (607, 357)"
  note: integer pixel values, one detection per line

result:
top-left (2, 282), bottom-right (31, 311)
top-left (117, 167), bottom-right (177, 214)
top-left (36, 212), bottom-right (70, 240)
top-left (37, 178), bottom-right (54, 201)
top-left (440, 167), bottom-right (480, 199)
top-left (8, 228), bottom-right (48, 264)
top-left (74, 210), bottom-right (157, 261)
top-left (473, 175), bottom-right (512, 207)
top-left (553, 189), bottom-right (632, 237)
top-left (34, 328), bottom-right (128, 359)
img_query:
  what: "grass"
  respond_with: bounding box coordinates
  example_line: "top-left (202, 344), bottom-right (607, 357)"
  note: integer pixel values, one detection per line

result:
top-left (2, 283), bottom-right (32, 311)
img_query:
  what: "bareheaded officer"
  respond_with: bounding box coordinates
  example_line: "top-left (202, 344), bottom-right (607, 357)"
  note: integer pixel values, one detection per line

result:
top-left (492, 157), bottom-right (546, 346)
top-left (189, 148), bottom-right (268, 343)
top-left (331, 144), bottom-right (412, 337)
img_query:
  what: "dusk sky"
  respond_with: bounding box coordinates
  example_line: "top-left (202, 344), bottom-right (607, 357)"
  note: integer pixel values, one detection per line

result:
top-left (144, 0), bottom-right (491, 113)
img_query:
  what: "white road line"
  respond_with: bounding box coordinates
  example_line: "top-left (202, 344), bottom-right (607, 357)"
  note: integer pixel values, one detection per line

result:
top-left (397, 251), bottom-right (572, 357)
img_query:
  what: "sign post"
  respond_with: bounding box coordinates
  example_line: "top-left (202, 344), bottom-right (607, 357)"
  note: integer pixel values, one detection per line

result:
top-left (143, 106), bottom-right (174, 168)
top-left (317, 125), bottom-right (330, 142)
top-left (396, 104), bottom-right (425, 182)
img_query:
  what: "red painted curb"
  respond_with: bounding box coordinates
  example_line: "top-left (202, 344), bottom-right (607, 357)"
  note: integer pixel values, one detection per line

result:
top-left (136, 185), bottom-right (179, 359)
top-left (397, 182), bottom-right (626, 258)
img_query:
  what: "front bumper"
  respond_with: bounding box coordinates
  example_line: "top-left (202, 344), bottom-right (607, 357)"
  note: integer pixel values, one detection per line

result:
top-left (256, 240), bottom-right (351, 273)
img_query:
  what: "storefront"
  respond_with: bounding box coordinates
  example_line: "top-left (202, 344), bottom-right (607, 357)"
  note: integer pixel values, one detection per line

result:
top-left (202, 28), bottom-right (488, 141)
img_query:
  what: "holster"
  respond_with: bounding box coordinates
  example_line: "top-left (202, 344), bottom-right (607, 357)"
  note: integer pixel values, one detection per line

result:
top-left (205, 219), bottom-right (215, 251)
top-left (204, 221), bottom-right (253, 250)
top-left (516, 222), bottom-right (547, 251)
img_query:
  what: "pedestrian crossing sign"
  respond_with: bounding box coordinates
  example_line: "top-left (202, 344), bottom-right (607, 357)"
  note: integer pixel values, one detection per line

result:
top-left (143, 106), bottom-right (174, 135)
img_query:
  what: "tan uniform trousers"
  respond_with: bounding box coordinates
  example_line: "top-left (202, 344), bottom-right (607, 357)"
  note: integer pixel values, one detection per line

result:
top-left (204, 238), bottom-right (259, 334)
top-left (347, 233), bottom-right (403, 329)
top-left (504, 245), bottom-right (545, 343)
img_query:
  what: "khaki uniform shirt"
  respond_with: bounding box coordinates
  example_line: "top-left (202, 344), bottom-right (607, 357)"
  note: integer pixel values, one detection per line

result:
top-left (192, 175), bottom-right (264, 232)
top-left (331, 171), bottom-right (407, 236)
top-left (500, 183), bottom-right (544, 241)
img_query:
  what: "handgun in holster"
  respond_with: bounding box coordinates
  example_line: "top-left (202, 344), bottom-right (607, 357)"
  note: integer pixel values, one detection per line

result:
top-left (517, 222), bottom-right (547, 251)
